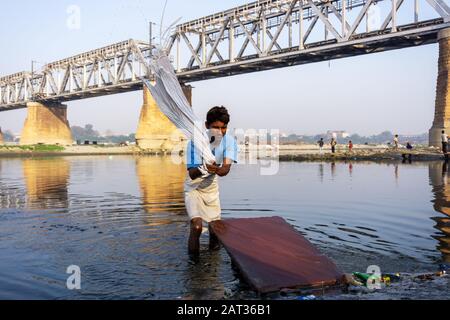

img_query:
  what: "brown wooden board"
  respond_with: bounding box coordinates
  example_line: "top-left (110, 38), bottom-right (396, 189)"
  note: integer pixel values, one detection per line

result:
top-left (210, 216), bottom-right (344, 294)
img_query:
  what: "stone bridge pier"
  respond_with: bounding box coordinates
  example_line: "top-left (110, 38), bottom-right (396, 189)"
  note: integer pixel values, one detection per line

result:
top-left (135, 85), bottom-right (192, 153)
top-left (20, 102), bottom-right (73, 146)
top-left (430, 28), bottom-right (450, 147)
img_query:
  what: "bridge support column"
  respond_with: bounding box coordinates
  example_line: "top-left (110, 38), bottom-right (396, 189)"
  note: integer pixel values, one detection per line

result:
top-left (20, 102), bottom-right (73, 146)
top-left (135, 85), bottom-right (192, 153)
top-left (430, 28), bottom-right (450, 147)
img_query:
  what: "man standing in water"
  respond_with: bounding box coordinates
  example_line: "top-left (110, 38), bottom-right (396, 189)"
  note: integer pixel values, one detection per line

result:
top-left (185, 106), bottom-right (238, 255)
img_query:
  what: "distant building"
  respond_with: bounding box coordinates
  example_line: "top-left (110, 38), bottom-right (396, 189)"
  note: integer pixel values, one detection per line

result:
top-left (326, 131), bottom-right (350, 140)
top-left (103, 130), bottom-right (115, 137)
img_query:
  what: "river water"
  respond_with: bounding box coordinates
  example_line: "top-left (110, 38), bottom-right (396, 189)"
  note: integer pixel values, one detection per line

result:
top-left (0, 156), bottom-right (449, 300)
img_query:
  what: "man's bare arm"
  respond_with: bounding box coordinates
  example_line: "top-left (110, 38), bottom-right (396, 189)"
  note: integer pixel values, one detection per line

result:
top-left (189, 158), bottom-right (233, 179)
top-left (215, 158), bottom-right (233, 177)
top-left (188, 163), bottom-right (219, 180)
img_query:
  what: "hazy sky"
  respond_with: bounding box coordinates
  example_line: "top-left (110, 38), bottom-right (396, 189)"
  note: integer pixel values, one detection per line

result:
top-left (0, 0), bottom-right (442, 136)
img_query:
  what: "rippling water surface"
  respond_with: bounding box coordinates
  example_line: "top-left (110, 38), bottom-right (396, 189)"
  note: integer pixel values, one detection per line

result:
top-left (0, 156), bottom-right (449, 299)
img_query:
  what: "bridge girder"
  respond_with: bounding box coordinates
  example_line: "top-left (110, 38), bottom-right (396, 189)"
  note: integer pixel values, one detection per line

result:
top-left (170, 0), bottom-right (450, 71)
top-left (0, 40), bottom-right (152, 111)
top-left (0, 0), bottom-right (450, 112)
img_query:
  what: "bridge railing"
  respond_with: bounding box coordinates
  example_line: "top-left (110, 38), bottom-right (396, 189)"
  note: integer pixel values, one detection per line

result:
top-left (0, 40), bottom-right (152, 110)
top-left (167, 0), bottom-right (450, 72)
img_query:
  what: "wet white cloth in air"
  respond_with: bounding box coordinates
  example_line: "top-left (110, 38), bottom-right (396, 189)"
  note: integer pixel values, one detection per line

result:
top-left (143, 48), bottom-right (236, 223)
top-left (143, 49), bottom-right (216, 166)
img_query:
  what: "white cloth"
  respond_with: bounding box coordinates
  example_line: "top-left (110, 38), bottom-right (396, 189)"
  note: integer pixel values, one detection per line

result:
top-left (143, 48), bottom-right (222, 222)
top-left (143, 49), bottom-right (215, 167)
top-left (184, 174), bottom-right (221, 223)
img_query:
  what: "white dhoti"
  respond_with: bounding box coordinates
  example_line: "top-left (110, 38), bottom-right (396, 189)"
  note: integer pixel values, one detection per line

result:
top-left (184, 174), bottom-right (221, 223)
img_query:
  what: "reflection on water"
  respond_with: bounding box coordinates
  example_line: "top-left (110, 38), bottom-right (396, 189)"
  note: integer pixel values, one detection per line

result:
top-left (23, 158), bottom-right (70, 210)
top-left (136, 156), bottom-right (185, 217)
top-left (429, 162), bottom-right (450, 263)
top-left (183, 250), bottom-right (227, 300)
top-left (0, 156), bottom-right (449, 299)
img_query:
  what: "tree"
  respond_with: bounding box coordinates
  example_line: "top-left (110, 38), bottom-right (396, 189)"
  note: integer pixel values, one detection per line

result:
top-left (71, 124), bottom-right (135, 144)
top-left (1, 130), bottom-right (15, 142)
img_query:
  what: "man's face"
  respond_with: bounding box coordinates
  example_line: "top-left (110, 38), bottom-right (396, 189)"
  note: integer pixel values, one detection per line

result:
top-left (206, 121), bottom-right (228, 137)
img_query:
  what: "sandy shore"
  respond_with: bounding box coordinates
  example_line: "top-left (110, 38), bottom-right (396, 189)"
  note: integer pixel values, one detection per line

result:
top-left (238, 144), bottom-right (445, 162)
top-left (273, 144), bottom-right (445, 162)
top-left (276, 144), bottom-right (387, 155)
top-left (0, 145), bottom-right (140, 157)
top-left (0, 143), bottom-right (446, 162)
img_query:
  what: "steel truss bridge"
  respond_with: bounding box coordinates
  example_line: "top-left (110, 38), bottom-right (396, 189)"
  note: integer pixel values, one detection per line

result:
top-left (0, 0), bottom-right (449, 112)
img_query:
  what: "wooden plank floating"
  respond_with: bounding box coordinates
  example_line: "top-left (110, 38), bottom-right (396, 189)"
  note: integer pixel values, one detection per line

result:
top-left (210, 217), bottom-right (344, 294)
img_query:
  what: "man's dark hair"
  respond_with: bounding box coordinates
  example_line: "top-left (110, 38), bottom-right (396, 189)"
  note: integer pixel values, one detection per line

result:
top-left (206, 106), bottom-right (230, 125)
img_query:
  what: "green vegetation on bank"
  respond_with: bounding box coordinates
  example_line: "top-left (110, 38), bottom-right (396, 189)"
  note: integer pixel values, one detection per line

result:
top-left (1, 124), bottom-right (136, 145)
top-left (0, 144), bottom-right (65, 152)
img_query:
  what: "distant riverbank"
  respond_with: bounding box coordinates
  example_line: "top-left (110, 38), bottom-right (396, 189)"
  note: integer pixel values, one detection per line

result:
top-left (0, 145), bottom-right (141, 157)
top-left (0, 143), bottom-right (446, 162)
top-left (273, 144), bottom-right (445, 162)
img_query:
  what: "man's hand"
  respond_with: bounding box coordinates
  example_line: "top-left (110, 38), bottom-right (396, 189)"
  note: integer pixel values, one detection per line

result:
top-left (205, 159), bottom-right (234, 177)
top-left (193, 159), bottom-right (234, 178)
top-left (206, 163), bottom-right (219, 174)
top-left (188, 167), bottom-right (203, 180)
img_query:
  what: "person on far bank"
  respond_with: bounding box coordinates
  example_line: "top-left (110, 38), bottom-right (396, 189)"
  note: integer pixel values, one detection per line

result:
top-left (441, 130), bottom-right (448, 154)
top-left (393, 135), bottom-right (399, 150)
top-left (348, 141), bottom-right (353, 153)
top-left (406, 142), bottom-right (413, 150)
top-left (318, 138), bottom-right (325, 154)
top-left (331, 138), bottom-right (337, 154)
top-left (403, 142), bottom-right (414, 163)
top-left (185, 106), bottom-right (238, 255)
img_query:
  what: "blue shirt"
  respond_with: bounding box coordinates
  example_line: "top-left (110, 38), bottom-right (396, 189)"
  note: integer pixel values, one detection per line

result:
top-left (186, 134), bottom-right (238, 169)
